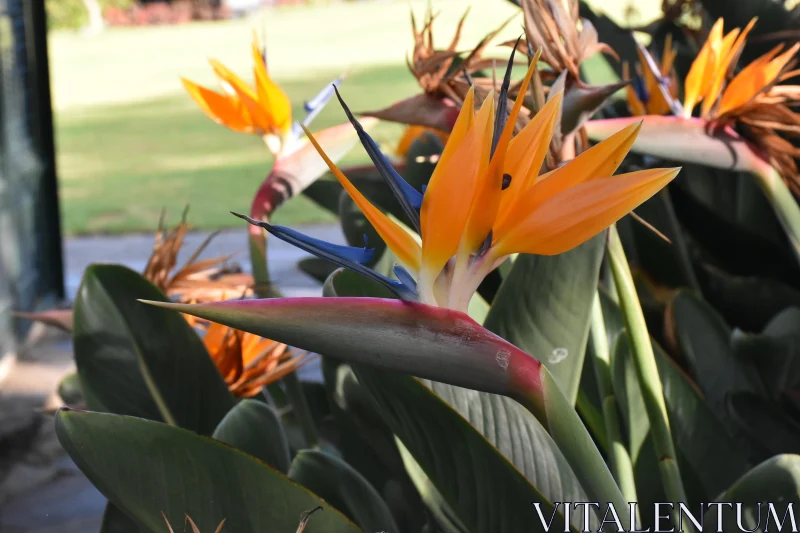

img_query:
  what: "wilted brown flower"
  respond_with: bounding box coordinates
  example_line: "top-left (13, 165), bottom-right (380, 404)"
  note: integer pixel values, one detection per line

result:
top-left (362, 7), bottom-right (518, 133)
top-left (144, 209), bottom-right (254, 304)
top-left (407, 7), bottom-right (513, 104)
top-left (200, 320), bottom-right (315, 397)
top-left (517, 0), bottom-right (616, 82)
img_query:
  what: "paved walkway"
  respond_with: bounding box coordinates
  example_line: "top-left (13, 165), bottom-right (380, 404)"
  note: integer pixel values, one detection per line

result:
top-left (0, 224), bottom-right (344, 533)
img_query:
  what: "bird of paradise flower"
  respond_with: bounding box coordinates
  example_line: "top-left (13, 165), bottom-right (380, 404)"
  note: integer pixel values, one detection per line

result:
top-left (233, 48), bottom-right (679, 312)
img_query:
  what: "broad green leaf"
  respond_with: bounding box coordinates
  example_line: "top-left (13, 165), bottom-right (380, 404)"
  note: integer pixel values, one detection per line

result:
top-left (403, 131), bottom-right (442, 190)
top-left (734, 307), bottom-right (800, 396)
top-left (484, 234), bottom-right (605, 404)
top-left (146, 273), bottom-right (626, 526)
top-left (212, 399), bottom-right (291, 473)
top-left (323, 360), bottom-right (429, 533)
top-left (56, 409), bottom-right (360, 533)
top-left (353, 366), bottom-right (581, 533)
top-left (73, 264), bottom-right (234, 435)
top-left (297, 257), bottom-right (339, 284)
top-left (669, 290), bottom-right (765, 420)
top-left (396, 438), bottom-right (468, 533)
top-left (704, 454), bottom-right (800, 533)
top-left (629, 190), bottom-right (699, 291)
top-left (100, 503), bottom-right (140, 533)
top-left (325, 271), bottom-right (592, 533)
top-left (697, 263), bottom-right (800, 333)
top-left (728, 392), bottom-right (800, 457)
top-left (289, 450), bottom-right (399, 533)
top-left (613, 334), bottom-right (751, 500)
top-left (58, 372), bottom-right (84, 406)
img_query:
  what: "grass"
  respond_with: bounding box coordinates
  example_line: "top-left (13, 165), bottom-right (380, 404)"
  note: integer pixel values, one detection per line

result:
top-left (56, 64), bottom-right (417, 233)
top-left (51, 0), bottom-right (657, 235)
top-left (52, 0), bottom-right (524, 235)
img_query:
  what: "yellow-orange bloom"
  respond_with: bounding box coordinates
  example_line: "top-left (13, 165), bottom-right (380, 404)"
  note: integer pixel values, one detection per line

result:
top-left (625, 34), bottom-right (679, 116)
top-left (199, 320), bottom-right (314, 397)
top-left (181, 30), bottom-right (292, 154)
top-left (304, 56), bottom-right (679, 312)
top-left (682, 17), bottom-right (800, 190)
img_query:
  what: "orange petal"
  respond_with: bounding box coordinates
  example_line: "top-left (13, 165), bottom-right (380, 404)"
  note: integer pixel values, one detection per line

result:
top-left (496, 119), bottom-right (641, 239)
top-left (637, 48), bottom-right (671, 115)
top-left (209, 59), bottom-right (271, 133)
top-left (719, 42), bottom-right (800, 116)
top-left (301, 126), bottom-right (422, 272)
top-left (419, 87), bottom-right (483, 278)
top-left (494, 167), bottom-right (680, 257)
top-left (494, 91), bottom-right (563, 234)
top-left (251, 38), bottom-right (292, 134)
top-left (181, 78), bottom-right (254, 133)
top-left (622, 62), bottom-right (646, 116)
top-left (461, 56), bottom-right (540, 254)
top-left (683, 18), bottom-right (725, 117)
top-left (700, 19), bottom-right (757, 118)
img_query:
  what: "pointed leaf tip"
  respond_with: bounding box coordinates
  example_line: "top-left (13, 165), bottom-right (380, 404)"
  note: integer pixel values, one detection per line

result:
top-left (140, 297), bottom-right (537, 399)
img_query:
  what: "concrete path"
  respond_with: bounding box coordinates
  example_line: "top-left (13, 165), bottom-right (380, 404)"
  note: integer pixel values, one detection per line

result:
top-left (0, 224), bottom-right (344, 533)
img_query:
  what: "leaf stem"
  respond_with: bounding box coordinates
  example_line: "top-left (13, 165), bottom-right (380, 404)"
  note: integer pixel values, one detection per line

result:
top-left (751, 165), bottom-right (800, 268)
top-left (588, 292), bottom-right (639, 509)
top-left (606, 225), bottom-right (691, 526)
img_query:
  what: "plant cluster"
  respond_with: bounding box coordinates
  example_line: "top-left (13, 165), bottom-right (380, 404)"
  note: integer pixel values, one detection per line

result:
top-left (29, 0), bottom-right (800, 531)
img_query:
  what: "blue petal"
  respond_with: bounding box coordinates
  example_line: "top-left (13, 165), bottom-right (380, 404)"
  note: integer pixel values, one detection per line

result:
top-left (633, 75), bottom-right (650, 105)
top-left (333, 87), bottom-right (423, 229)
top-left (232, 213), bottom-right (416, 301)
top-left (491, 38), bottom-right (520, 159)
top-left (304, 76), bottom-right (343, 114)
top-left (392, 265), bottom-right (418, 292)
top-left (302, 76), bottom-right (344, 128)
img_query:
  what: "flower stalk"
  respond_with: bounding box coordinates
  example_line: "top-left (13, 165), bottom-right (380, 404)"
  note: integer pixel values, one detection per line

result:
top-left (589, 292), bottom-right (639, 514)
top-left (606, 225), bottom-right (690, 527)
top-left (752, 164), bottom-right (800, 266)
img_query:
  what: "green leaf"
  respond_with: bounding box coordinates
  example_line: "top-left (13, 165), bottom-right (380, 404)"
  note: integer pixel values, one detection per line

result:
top-left (728, 392), bottom-right (800, 457)
top-left (322, 359), bottom-right (429, 533)
top-left (733, 308), bottom-right (800, 396)
top-left (395, 438), bottom-right (468, 533)
top-left (58, 372), bottom-right (84, 406)
top-left (56, 409), bottom-right (361, 533)
top-left (484, 234), bottom-right (605, 404)
top-left (321, 268), bottom-right (396, 299)
top-left (73, 264), bottom-right (235, 435)
top-left (100, 503), bottom-right (141, 533)
top-left (212, 399), bottom-right (291, 473)
top-left (613, 334), bottom-right (751, 500)
top-left (669, 290), bottom-right (765, 420)
top-left (629, 190), bottom-right (699, 291)
top-left (289, 450), bottom-right (399, 533)
top-left (403, 132), bottom-right (443, 191)
top-left (354, 366), bottom-right (583, 533)
top-left (325, 269), bottom-right (592, 533)
top-left (298, 257), bottom-right (340, 284)
top-left (704, 454), bottom-right (800, 533)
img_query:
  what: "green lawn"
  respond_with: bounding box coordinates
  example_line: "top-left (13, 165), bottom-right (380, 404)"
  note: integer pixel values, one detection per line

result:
top-left (56, 64), bottom-right (417, 233)
top-left (51, 0), bottom-right (658, 235)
